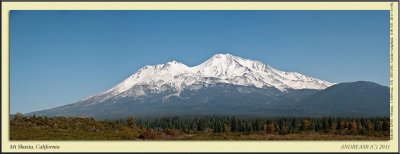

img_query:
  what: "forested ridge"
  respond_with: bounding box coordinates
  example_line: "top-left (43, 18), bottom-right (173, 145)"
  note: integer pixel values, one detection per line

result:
top-left (10, 113), bottom-right (390, 140)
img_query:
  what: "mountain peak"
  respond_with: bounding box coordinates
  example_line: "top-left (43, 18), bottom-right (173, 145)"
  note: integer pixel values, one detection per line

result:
top-left (212, 53), bottom-right (236, 58)
top-left (210, 53), bottom-right (245, 62)
top-left (164, 60), bottom-right (189, 69)
top-left (166, 60), bottom-right (181, 65)
top-left (193, 53), bottom-right (244, 71)
top-left (89, 53), bottom-right (335, 102)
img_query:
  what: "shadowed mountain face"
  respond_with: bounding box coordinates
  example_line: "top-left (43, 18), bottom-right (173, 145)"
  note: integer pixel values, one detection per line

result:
top-left (293, 81), bottom-right (390, 117)
top-left (26, 54), bottom-right (389, 119)
top-left (28, 81), bottom-right (389, 119)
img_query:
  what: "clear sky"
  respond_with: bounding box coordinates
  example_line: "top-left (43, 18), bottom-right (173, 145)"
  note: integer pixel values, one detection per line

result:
top-left (10, 10), bottom-right (389, 114)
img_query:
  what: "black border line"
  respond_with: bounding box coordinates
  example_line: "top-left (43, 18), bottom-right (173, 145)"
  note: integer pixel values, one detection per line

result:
top-left (0, 0), bottom-right (399, 2)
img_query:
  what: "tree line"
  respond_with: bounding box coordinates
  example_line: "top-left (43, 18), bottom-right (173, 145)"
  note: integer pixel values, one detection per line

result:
top-left (10, 113), bottom-right (390, 140)
top-left (133, 116), bottom-right (390, 135)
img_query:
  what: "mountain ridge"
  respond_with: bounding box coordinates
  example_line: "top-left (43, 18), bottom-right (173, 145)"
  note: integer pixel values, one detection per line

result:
top-left (26, 54), bottom-right (389, 119)
top-left (84, 53), bottom-right (334, 104)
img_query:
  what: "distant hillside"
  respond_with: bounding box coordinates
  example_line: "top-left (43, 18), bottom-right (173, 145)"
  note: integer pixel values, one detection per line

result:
top-left (294, 81), bottom-right (389, 117)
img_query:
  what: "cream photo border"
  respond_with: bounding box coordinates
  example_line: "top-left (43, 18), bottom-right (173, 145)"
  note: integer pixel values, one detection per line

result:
top-left (1, 2), bottom-right (399, 152)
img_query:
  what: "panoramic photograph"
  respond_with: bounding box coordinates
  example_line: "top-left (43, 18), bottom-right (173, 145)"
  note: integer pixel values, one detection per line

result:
top-left (10, 10), bottom-right (389, 140)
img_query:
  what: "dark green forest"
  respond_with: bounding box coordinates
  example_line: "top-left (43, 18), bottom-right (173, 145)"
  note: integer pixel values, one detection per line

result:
top-left (10, 113), bottom-right (390, 140)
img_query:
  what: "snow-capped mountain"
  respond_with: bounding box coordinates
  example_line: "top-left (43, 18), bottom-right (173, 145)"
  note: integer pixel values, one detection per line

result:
top-left (28, 53), bottom-right (389, 119)
top-left (87, 53), bottom-right (334, 103)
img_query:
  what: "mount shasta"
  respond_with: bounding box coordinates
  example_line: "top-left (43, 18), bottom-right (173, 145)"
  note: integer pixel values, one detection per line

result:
top-left (29, 54), bottom-right (389, 119)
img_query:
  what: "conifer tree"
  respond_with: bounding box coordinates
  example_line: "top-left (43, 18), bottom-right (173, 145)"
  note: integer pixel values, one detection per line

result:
top-left (127, 116), bottom-right (136, 129)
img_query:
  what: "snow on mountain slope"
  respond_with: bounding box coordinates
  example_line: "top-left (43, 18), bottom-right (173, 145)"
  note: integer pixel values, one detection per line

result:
top-left (84, 53), bottom-right (335, 102)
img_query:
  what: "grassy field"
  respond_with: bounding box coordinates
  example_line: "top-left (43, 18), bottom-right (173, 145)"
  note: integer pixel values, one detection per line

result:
top-left (179, 132), bottom-right (388, 140)
top-left (11, 128), bottom-right (388, 140)
top-left (10, 115), bottom-right (390, 140)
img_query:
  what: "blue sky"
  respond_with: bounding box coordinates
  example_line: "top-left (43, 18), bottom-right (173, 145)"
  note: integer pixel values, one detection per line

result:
top-left (10, 10), bottom-right (389, 114)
